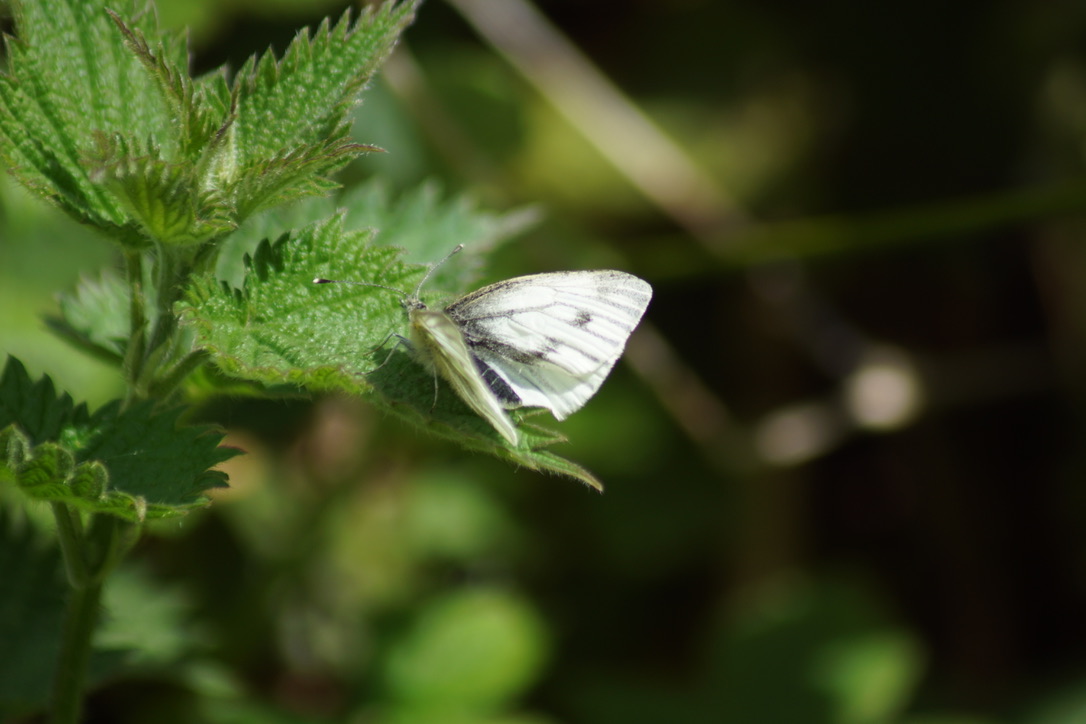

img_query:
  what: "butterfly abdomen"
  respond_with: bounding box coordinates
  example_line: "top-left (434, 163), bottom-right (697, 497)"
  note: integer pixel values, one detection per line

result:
top-left (407, 306), bottom-right (520, 445)
top-left (407, 309), bottom-right (442, 373)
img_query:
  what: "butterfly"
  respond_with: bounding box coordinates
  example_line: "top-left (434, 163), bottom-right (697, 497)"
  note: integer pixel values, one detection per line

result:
top-left (315, 246), bottom-right (652, 446)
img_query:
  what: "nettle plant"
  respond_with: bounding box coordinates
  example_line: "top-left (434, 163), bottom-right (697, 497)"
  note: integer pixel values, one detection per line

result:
top-left (0, 0), bottom-right (605, 719)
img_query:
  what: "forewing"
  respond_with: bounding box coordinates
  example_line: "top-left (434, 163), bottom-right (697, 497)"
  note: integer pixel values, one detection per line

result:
top-left (445, 271), bottom-right (652, 420)
top-left (410, 308), bottom-right (519, 445)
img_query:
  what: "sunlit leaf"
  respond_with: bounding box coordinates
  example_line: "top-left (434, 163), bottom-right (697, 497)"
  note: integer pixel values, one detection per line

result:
top-left (0, 0), bottom-right (178, 234)
top-left (183, 215), bottom-right (605, 489)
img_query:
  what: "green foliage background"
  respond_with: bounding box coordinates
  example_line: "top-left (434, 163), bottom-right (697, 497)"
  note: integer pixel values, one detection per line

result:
top-left (5, 0), bottom-right (1086, 722)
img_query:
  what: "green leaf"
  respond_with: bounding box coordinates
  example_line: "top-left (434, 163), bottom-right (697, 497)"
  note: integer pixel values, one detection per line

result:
top-left (89, 132), bottom-right (236, 245)
top-left (46, 268), bottom-right (137, 365)
top-left (228, 137), bottom-right (369, 220)
top-left (80, 400), bottom-right (236, 518)
top-left (106, 8), bottom-right (231, 160)
top-left (0, 356), bottom-right (91, 445)
top-left (95, 563), bottom-right (205, 666)
top-left (220, 1), bottom-right (420, 219)
top-left (0, 0), bottom-right (180, 234)
top-left (99, 10), bottom-right (247, 245)
top-left (0, 0), bottom-right (416, 247)
top-left (232, 1), bottom-right (419, 166)
top-left (215, 179), bottom-right (536, 291)
top-left (328, 181), bottom-right (539, 291)
top-left (184, 217), bottom-right (409, 390)
top-left (45, 257), bottom-right (204, 395)
top-left (182, 216), bottom-right (605, 490)
top-left (0, 357), bottom-right (238, 521)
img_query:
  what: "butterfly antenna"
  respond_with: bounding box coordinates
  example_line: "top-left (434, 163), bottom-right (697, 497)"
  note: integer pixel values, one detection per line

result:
top-left (413, 244), bottom-right (464, 297)
top-left (312, 278), bottom-right (406, 297)
top-left (314, 244), bottom-right (464, 299)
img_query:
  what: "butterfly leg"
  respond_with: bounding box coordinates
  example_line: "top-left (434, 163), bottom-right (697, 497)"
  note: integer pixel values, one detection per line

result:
top-left (367, 334), bottom-right (412, 375)
top-left (430, 368), bottom-right (440, 413)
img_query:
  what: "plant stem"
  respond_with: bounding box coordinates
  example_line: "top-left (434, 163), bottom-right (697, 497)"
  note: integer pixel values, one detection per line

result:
top-left (50, 541), bottom-right (106, 724)
top-left (85, 514), bottom-right (136, 586)
top-left (145, 243), bottom-right (180, 361)
top-left (51, 503), bottom-right (88, 589)
top-left (122, 250), bottom-right (147, 409)
top-left (49, 511), bottom-right (128, 723)
top-left (148, 348), bottom-right (209, 400)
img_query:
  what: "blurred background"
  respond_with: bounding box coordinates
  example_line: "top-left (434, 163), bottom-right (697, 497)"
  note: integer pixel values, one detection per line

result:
top-left (6, 0), bottom-right (1086, 721)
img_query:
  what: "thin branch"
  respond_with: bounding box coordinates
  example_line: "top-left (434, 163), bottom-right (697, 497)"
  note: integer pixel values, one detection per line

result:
top-left (446, 0), bottom-right (746, 247)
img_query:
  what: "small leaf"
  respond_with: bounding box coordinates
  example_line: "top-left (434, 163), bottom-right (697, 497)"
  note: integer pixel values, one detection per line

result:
top-left (219, 0), bottom-right (420, 222)
top-left (69, 460), bottom-right (108, 501)
top-left (2, 429), bottom-right (141, 519)
top-left (106, 9), bottom-right (228, 159)
top-left (0, 426), bottom-right (31, 473)
top-left (46, 267), bottom-right (135, 364)
top-left (0, 357), bottom-right (91, 445)
top-left (88, 132), bottom-right (236, 246)
top-left (95, 564), bottom-right (205, 667)
top-left (228, 138), bottom-right (369, 220)
top-left (232, 1), bottom-right (420, 167)
top-left (329, 181), bottom-right (539, 291)
top-left (17, 442), bottom-right (75, 496)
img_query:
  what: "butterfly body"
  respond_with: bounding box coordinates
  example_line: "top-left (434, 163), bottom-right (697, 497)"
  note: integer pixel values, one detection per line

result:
top-left (407, 301), bottom-right (520, 445)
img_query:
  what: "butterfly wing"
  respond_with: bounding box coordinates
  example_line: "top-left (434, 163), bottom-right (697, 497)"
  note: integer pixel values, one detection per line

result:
top-left (409, 307), bottom-right (520, 445)
top-left (445, 270), bottom-right (652, 420)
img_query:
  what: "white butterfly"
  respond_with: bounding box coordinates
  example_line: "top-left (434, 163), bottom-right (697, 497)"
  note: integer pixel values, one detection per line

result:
top-left (316, 247), bottom-right (652, 446)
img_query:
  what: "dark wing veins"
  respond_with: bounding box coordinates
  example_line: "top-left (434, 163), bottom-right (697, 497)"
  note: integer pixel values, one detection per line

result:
top-left (473, 356), bottom-right (522, 405)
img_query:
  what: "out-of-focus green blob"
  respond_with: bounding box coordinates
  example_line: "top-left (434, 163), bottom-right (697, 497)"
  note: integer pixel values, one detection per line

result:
top-left (383, 588), bottom-right (550, 712)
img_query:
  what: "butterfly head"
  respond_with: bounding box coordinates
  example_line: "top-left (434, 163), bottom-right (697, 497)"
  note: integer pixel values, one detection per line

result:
top-left (401, 296), bottom-right (427, 312)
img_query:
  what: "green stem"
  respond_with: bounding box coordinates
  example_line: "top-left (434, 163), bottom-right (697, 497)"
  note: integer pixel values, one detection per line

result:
top-left (145, 244), bottom-right (180, 359)
top-left (85, 514), bottom-right (136, 586)
top-left (189, 240), bottom-right (219, 277)
top-left (48, 512), bottom-right (131, 723)
top-left (148, 348), bottom-right (209, 400)
top-left (49, 509), bottom-right (125, 724)
top-left (51, 503), bottom-right (88, 589)
top-left (122, 251), bottom-right (147, 408)
top-left (50, 578), bottom-right (103, 724)
top-left (133, 245), bottom-right (198, 401)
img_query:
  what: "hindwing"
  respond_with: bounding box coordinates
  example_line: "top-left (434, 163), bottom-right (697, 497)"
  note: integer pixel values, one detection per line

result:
top-left (445, 270), bottom-right (652, 420)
